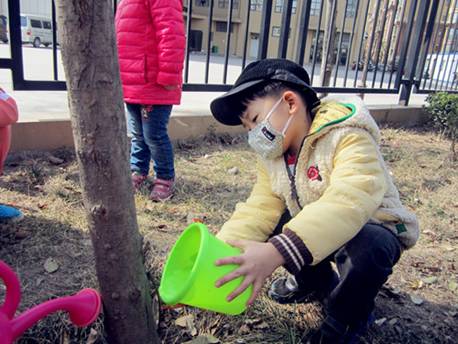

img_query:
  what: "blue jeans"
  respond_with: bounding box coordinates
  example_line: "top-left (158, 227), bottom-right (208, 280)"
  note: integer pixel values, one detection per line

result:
top-left (126, 103), bottom-right (175, 180)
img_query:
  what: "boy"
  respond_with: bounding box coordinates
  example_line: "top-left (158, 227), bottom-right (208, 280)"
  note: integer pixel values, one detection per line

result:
top-left (210, 59), bottom-right (419, 344)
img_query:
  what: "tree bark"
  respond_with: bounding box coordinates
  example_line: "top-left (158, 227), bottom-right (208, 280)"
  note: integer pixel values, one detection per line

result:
top-left (319, 0), bottom-right (337, 96)
top-left (54, 1), bottom-right (159, 343)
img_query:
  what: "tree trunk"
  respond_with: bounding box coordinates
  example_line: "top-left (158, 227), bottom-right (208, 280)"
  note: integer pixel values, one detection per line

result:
top-left (319, 0), bottom-right (337, 96)
top-left (55, 1), bottom-right (159, 343)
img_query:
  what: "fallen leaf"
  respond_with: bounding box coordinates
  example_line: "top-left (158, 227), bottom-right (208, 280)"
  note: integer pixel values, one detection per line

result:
top-left (238, 324), bottom-right (250, 335)
top-left (410, 294), bottom-right (424, 305)
top-left (175, 314), bottom-right (194, 327)
top-left (422, 276), bottom-right (438, 284)
top-left (227, 167), bottom-right (239, 175)
top-left (255, 322), bottom-right (269, 329)
top-left (37, 203), bottom-right (48, 209)
top-left (48, 155), bottom-right (64, 165)
top-left (235, 339), bottom-right (245, 344)
top-left (44, 258), bottom-right (59, 273)
top-left (175, 314), bottom-right (197, 336)
top-left (388, 318), bottom-right (398, 326)
top-left (183, 338), bottom-right (204, 344)
top-left (183, 335), bottom-right (220, 344)
top-left (410, 279), bottom-right (424, 290)
top-left (203, 334), bottom-right (220, 343)
top-left (375, 317), bottom-right (387, 326)
top-left (448, 281), bottom-right (458, 292)
top-left (14, 230), bottom-right (29, 240)
top-left (244, 318), bottom-right (262, 325)
top-left (86, 329), bottom-right (98, 344)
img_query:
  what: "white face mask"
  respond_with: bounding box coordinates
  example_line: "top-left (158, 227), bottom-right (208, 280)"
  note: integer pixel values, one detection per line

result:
top-left (247, 98), bottom-right (294, 160)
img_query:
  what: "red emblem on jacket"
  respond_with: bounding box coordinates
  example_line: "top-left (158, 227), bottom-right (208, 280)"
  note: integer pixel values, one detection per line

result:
top-left (307, 165), bottom-right (322, 181)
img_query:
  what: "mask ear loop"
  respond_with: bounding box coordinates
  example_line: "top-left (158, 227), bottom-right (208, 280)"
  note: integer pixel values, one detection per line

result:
top-left (264, 97), bottom-right (283, 123)
top-left (281, 114), bottom-right (295, 136)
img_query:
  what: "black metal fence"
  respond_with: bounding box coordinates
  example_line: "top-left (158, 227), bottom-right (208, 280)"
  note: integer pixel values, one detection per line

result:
top-left (0, 0), bottom-right (457, 105)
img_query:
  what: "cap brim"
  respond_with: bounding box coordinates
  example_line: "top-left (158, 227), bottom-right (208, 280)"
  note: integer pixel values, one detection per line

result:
top-left (210, 79), bottom-right (266, 126)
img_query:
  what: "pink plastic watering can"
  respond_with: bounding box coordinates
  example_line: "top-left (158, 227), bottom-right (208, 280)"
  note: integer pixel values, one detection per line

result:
top-left (0, 260), bottom-right (102, 344)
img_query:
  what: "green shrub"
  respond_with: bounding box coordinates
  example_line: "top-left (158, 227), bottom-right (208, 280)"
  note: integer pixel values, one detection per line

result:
top-left (425, 92), bottom-right (458, 161)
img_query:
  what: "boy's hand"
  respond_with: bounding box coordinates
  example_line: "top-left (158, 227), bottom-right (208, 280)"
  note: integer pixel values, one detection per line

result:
top-left (215, 240), bottom-right (285, 306)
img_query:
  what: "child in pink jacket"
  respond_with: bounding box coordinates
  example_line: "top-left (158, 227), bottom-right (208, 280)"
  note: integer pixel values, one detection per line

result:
top-left (0, 88), bottom-right (23, 222)
top-left (115, 0), bottom-right (185, 202)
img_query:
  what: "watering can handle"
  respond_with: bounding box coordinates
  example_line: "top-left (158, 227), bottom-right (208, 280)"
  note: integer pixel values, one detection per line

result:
top-left (0, 260), bottom-right (21, 319)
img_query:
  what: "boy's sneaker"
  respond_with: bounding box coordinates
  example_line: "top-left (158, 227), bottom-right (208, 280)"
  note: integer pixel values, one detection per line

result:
top-left (131, 172), bottom-right (147, 190)
top-left (0, 205), bottom-right (24, 223)
top-left (305, 312), bottom-right (375, 344)
top-left (268, 272), bottom-right (338, 304)
top-left (150, 178), bottom-right (174, 202)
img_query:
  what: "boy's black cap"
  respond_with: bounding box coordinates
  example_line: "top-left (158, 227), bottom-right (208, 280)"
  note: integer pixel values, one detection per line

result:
top-left (210, 58), bottom-right (319, 126)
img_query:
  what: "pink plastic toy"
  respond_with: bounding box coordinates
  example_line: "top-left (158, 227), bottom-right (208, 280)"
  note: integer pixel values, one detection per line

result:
top-left (0, 260), bottom-right (102, 344)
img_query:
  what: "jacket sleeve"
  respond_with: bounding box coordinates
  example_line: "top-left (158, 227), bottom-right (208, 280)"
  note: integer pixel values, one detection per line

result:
top-left (271, 131), bottom-right (387, 271)
top-left (217, 159), bottom-right (286, 243)
top-left (0, 89), bottom-right (18, 127)
top-left (149, 0), bottom-right (185, 86)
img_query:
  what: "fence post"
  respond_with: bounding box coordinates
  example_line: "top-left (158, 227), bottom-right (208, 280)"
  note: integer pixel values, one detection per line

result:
top-left (295, 0), bottom-right (312, 65)
top-left (278, 0), bottom-right (294, 58)
top-left (398, 0), bottom-right (428, 105)
top-left (8, 0), bottom-right (24, 89)
top-left (258, 0), bottom-right (273, 59)
top-left (415, 0), bottom-right (440, 94)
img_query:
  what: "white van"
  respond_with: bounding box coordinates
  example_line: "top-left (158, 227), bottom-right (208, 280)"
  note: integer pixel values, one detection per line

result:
top-left (20, 14), bottom-right (54, 48)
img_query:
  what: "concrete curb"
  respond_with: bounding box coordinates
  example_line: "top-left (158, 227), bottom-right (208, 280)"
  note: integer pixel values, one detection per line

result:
top-left (10, 106), bottom-right (428, 152)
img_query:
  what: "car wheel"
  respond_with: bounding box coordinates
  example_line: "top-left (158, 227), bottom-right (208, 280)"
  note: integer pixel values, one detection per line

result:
top-left (33, 37), bottom-right (41, 48)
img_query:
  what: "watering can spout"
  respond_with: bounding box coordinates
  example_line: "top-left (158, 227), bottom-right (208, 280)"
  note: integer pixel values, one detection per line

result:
top-left (11, 289), bottom-right (102, 341)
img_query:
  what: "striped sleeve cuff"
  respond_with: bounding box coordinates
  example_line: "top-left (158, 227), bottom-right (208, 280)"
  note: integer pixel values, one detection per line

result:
top-left (269, 229), bottom-right (313, 274)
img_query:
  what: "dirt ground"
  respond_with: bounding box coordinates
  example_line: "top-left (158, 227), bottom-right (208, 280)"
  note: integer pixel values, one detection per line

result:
top-left (0, 127), bottom-right (457, 343)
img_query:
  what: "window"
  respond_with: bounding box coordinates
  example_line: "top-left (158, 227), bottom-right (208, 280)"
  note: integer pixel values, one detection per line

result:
top-left (43, 21), bottom-right (52, 30)
top-left (310, 0), bottom-right (321, 16)
top-left (345, 0), bottom-right (357, 18)
top-left (196, 0), bottom-right (209, 7)
top-left (272, 26), bottom-right (291, 38)
top-left (250, 0), bottom-right (263, 11)
top-left (30, 19), bottom-right (42, 28)
top-left (218, 0), bottom-right (239, 9)
top-left (20, 16), bottom-right (27, 27)
top-left (274, 0), bottom-right (297, 14)
top-left (216, 21), bottom-right (233, 32)
top-left (272, 26), bottom-right (281, 37)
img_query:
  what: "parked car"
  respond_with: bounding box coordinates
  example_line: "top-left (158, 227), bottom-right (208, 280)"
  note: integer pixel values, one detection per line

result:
top-left (351, 60), bottom-right (375, 71)
top-left (0, 15), bottom-right (8, 43)
top-left (20, 14), bottom-right (53, 48)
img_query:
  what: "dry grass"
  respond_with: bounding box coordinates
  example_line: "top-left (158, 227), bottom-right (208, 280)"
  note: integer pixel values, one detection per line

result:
top-left (0, 128), bottom-right (457, 343)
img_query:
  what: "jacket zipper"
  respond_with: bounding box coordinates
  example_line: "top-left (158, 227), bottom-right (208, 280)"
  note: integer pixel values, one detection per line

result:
top-left (284, 135), bottom-right (310, 210)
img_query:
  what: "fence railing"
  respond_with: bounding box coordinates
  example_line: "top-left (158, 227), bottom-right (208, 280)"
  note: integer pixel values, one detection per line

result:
top-left (0, 0), bottom-right (457, 105)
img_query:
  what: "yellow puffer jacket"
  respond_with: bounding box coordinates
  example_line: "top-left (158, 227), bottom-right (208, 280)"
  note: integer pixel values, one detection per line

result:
top-left (217, 96), bottom-right (419, 273)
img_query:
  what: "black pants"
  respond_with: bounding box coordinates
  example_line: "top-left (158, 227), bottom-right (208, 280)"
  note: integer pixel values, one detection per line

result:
top-left (272, 211), bottom-right (402, 329)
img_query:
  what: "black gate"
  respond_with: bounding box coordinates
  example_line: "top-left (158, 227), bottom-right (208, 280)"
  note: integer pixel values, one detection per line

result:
top-left (1, 0), bottom-right (457, 105)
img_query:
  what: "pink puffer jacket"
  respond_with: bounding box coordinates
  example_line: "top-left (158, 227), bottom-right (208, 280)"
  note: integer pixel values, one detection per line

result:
top-left (115, 0), bottom-right (185, 105)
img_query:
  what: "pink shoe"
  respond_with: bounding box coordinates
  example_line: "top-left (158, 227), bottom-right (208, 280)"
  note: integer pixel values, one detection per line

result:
top-left (131, 172), bottom-right (147, 190)
top-left (150, 178), bottom-right (174, 202)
